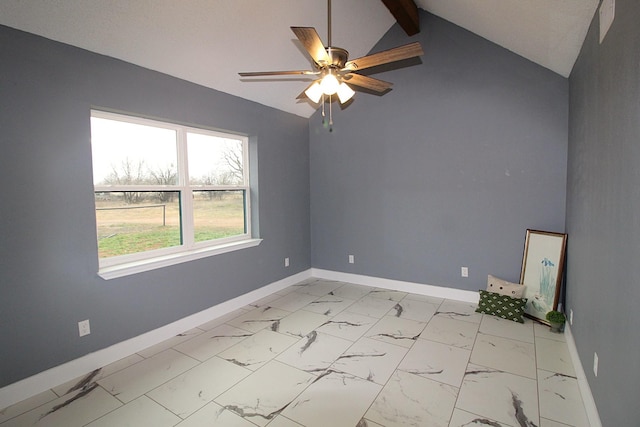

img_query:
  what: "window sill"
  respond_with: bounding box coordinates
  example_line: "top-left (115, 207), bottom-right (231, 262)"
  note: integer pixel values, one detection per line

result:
top-left (98, 238), bottom-right (262, 280)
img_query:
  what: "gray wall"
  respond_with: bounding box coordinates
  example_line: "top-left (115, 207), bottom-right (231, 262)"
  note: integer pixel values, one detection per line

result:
top-left (310, 12), bottom-right (568, 291)
top-left (566, 0), bottom-right (640, 424)
top-left (0, 25), bottom-right (310, 387)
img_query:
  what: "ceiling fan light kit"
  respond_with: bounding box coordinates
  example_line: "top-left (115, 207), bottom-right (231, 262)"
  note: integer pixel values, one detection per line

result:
top-left (336, 82), bottom-right (355, 104)
top-left (304, 81), bottom-right (324, 103)
top-left (239, 0), bottom-right (424, 130)
top-left (320, 71), bottom-right (340, 95)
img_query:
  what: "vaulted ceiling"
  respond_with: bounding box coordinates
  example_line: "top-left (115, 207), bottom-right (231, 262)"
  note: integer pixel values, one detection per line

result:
top-left (0, 0), bottom-right (598, 118)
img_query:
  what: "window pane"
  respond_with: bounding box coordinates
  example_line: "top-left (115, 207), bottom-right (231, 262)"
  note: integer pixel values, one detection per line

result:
top-left (193, 190), bottom-right (246, 243)
top-left (91, 117), bottom-right (178, 186)
top-left (187, 133), bottom-right (244, 185)
top-left (95, 192), bottom-right (181, 258)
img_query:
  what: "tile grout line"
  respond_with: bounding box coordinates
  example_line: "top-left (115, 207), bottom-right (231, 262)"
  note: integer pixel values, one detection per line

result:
top-left (449, 309), bottom-right (484, 425)
top-left (534, 317), bottom-right (543, 427)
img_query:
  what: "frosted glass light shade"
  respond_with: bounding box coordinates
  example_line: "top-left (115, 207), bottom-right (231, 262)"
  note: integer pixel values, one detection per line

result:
top-left (305, 81), bottom-right (323, 103)
top-left (320, 73), bottom-right (340, 95)
top-left (337, 82), bottom-right (355, 104)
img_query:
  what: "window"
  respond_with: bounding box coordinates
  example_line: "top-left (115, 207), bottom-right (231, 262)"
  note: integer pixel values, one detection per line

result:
top-left (90, 110), bottom-right (258, 278)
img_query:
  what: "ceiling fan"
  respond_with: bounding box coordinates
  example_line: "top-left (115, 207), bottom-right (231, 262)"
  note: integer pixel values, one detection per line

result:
top-left (238, 0), bottom-right (424, 129)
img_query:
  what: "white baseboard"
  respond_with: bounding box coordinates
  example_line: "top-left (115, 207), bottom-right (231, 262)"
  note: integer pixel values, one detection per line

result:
top-left (311, 268), bottom-right (479, 303)
top-left (4, 267), bottom-right (599, 427)
top-left (564, 324), bottom-right (602, 427)
top-left (0, 269), bottom-right (312, 410)
top-left (0, 269), bottom-right (474, 410)
top-left (317, 269), bottom-right (602, 425)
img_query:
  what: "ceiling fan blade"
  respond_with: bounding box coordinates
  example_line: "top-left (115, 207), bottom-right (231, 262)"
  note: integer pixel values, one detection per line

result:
top-left (291, 27), bottom-right (331, 65)
top-left (343, 41), bottom-right (424, 71)
top-left (239, 70), bottom-right (319, 77)
top-left (343, 74), bottom-right (393, 93)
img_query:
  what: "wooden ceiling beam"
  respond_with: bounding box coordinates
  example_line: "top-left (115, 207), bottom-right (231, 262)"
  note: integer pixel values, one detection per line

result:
top-left (381, 0), bottom-right (420, 36)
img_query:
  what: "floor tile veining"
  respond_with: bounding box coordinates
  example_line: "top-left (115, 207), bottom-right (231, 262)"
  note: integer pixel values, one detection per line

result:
top-left (0, 279), bottom-right (589, 426)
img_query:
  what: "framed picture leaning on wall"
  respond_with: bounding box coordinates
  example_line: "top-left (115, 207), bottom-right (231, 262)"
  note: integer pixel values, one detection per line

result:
top-left (520, 229), bottom-right (568, 324)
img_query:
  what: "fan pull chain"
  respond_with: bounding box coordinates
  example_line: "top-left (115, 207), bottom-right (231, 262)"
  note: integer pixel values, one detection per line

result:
top-left (329, 94), bottom-right (333, 132)
top-left (321, 93), bottom-right (326, 125)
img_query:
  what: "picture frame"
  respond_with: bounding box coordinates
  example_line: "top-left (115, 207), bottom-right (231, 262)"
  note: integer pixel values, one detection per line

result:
top-left (520, 229), bottom-right (567, 324)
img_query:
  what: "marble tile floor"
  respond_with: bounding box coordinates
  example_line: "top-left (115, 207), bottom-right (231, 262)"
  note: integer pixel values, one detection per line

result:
top-left (0, 278), bottom-right (590, 426)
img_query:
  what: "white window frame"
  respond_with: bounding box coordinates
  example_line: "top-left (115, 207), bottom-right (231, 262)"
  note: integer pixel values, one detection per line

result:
top-left (91, 110), bottom-right (260, 279)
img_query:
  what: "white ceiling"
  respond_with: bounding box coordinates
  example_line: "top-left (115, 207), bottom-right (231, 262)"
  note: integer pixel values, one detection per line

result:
top-left (0, 0), bottom-right (598, 118)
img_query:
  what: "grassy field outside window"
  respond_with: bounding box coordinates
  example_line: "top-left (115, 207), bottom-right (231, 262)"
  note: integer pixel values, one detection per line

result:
top-left (91, 110), bottom-right (250, 266)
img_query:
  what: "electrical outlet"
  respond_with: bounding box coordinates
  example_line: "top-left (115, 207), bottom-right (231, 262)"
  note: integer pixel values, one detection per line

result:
top-left (78, 319), bottom-right (91, 337)
top-left (284, 257), bottom-right (290, 267)
top-left (593, 352), bottom-right (599, 377)
top-left (348, 255), bottom-right (355, 264)
top-left (461, 267), bottom-right (469, 277)
top-left (569, 309), bottom-right (574, 325)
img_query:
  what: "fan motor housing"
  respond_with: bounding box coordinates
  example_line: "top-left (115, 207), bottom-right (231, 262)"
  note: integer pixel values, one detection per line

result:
top-left (325, 47), bottom-right (349, 68)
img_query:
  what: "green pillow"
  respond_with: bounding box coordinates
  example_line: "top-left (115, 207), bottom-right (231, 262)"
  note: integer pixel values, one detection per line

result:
top-left (476, 290), bottom-right (527, 323)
